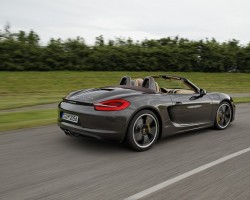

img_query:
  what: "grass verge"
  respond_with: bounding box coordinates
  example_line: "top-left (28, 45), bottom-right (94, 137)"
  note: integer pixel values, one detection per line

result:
top-left (1, 71), bottom-right (250, 110)
top-left (0, 71), bottom-right (249, 132)
top-left (0, 95), bottom-right (60, 110)
top-left (0, 109), bottom-right (57, 132)
top-left (234, 97), bottom-right (250, 104)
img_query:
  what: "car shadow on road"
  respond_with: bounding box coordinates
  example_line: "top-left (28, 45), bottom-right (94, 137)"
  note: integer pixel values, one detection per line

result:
top-left (56, 126), bottom-right (225, 153)
top-left (57, 133), bottom-right (132, 154)
top-left (162, 127), bottom-right (212, 141)
top-left (156, 124), bottom-right (235, 147)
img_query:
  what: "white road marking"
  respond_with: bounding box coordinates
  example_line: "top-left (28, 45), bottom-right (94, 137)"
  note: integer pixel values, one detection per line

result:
top-left (124, 147), bottom-right (250, 200)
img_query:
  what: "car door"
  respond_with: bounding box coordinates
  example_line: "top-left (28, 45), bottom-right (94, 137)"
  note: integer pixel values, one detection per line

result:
top-left (169, 93), bottom-right (212, 125)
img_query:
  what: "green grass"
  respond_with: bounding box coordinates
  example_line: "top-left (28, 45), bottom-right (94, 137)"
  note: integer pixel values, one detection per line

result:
top-left (0, 95), bottom-right (59, 110)
top-left (1, 71), bottom-right (250, 110)
top-left (234, 97), bottom-right (250, 104)
top-left (0, 70), bottom-right (250, 132)
top-left (0, 109), bottom-right (57, 132)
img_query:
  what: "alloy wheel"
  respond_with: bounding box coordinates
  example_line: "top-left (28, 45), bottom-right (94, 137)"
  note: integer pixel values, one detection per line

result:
top-left (132, 113), bottom-right (158, 148)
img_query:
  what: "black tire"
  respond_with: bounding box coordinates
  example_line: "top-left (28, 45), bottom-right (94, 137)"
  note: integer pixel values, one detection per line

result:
top-left (214, 101), bottom-right (232, 130)
top-left (125, 109), bottom-right (160, 151)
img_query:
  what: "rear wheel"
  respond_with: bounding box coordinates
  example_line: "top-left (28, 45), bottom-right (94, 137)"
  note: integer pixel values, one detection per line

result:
top-left (125, 110), bottom-right (159, 151)
top-left (214, 102), bottom-right (232, 130)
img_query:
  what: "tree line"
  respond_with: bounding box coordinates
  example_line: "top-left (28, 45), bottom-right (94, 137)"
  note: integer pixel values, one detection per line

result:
top-left (0, 25), bottom-right (250, 72)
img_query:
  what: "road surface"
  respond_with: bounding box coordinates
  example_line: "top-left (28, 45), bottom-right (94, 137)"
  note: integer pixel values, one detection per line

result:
top-left (0, 104), bottom-right (250, 200)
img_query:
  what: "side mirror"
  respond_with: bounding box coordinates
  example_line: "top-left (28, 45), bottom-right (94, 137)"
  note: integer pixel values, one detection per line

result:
top-left (190, 88), bottom-right (207, 100)
top-left (199, 89), bottom-right (207, 96)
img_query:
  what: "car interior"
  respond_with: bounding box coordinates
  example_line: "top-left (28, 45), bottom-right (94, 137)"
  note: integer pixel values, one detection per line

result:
top-left (119, 76), bottom-right (196, 94)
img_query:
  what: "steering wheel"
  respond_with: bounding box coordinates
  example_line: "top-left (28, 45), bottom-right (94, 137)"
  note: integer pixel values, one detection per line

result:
top-left (173, 89), bottom-right (180, 94)
top-left (160, 88), bottom-right (169, 93)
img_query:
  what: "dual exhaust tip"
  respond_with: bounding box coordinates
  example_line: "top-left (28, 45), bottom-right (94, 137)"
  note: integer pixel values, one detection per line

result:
top-left (64, 129), bottom-right (72, 136)
top-left (62, 129), bottom-right (80, 137)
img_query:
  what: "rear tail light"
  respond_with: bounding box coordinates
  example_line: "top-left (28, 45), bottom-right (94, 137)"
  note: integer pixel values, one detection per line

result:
top-left (94, 99), bottom-right (130, 111)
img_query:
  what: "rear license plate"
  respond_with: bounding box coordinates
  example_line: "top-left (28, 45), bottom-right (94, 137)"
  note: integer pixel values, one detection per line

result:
top-left (62, 113), bottom-right (78, 123)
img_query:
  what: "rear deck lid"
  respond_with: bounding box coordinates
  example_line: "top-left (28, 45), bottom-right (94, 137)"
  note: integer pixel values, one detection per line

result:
top-left (64, 87), bottom-right (142, 104)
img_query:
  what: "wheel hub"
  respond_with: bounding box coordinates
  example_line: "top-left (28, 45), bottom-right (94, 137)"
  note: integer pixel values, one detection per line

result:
top-left (141, 125), bottom-right (150, 134)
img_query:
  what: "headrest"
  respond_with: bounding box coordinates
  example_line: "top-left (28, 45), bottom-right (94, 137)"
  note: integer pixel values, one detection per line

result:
top-left (154, 82), bottom-right (160, 93)
top-left (130, 80), bottom-right (135, 86)
top-left (119, 76), bottom-right (132, 86)
top-left (134, 78), bottom-right (143, 86)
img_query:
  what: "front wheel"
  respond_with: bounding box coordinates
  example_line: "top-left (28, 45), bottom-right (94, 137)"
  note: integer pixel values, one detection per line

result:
top-left (125, 110), bottom-right (159, 151)
top-left (214, 102), bottom-right (232, 130)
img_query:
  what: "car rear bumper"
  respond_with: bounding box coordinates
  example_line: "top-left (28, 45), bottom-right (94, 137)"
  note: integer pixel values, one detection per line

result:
top-left (58, 101), bottom-right (134, 142)
top-left (58, 121), bottom-right (123, 141)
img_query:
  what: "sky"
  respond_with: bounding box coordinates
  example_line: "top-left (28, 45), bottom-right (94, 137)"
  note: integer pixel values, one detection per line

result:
top-left (0, 0), bottom-right (250, 45)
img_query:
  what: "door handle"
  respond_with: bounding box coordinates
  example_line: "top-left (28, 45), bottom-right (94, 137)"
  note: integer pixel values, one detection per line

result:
top-left (175, 102), bottom-right (182, 105)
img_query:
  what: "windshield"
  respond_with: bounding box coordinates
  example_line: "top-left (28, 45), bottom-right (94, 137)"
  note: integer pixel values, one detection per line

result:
top-left (154, 77), bottom-right (197, 94)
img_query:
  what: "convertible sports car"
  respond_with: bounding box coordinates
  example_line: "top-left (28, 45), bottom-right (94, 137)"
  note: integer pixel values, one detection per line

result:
top-left (58, 75), bottom-right (235, 151)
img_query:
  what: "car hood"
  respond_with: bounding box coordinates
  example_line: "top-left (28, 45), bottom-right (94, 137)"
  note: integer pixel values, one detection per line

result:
top-left (64, 86), bottom-right (145, 104)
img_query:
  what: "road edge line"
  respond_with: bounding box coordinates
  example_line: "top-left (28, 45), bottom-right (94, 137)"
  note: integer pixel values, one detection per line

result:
top-left (124, 147), bottom-right (250, 200)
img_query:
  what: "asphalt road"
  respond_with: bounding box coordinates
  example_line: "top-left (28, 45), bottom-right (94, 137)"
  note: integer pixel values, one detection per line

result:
top-left (0, 104), bottom-right (250, 200)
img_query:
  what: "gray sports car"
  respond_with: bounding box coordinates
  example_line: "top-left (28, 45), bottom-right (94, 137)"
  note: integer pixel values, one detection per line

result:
top-left (58, 75), bottom-right (235, 151)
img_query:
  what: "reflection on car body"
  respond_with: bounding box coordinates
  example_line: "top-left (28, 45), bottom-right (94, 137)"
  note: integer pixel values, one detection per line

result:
top-left (58, 74), bottom-right (235, 151)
